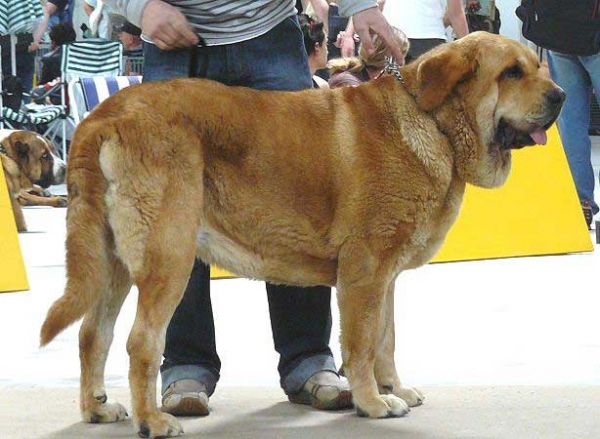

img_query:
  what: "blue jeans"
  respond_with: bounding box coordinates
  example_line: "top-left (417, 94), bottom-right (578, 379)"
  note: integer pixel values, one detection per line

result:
top-left (548, 50), bottom-right (600, 214)
top-left (143, 15), bottom-right (336, 396)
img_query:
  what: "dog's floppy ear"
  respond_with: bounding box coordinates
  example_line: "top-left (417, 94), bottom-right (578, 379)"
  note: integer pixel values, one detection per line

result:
top-left (14, 141), bottom-right (30, 159)
top-left (416, 46), bottom-right (478, 111)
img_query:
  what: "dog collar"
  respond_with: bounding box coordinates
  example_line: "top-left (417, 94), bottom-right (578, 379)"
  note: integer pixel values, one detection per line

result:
top-left (377, 56), bottom-right (405, 84)
top-left (384, 57), bottom-right (405, 84)
top-left (0, 142), bottom-right (7, 157)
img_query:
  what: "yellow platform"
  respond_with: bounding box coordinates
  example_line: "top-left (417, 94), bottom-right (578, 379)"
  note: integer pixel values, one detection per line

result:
top-left (0, 169), bottom-right (29, 293)
top-left (211, 125), bottom-right (592, 279)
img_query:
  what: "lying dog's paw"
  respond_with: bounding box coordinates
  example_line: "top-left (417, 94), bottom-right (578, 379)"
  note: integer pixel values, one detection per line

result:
top-left (395, 386), bottom-right (425, 407)
top-left (136, 412), bottom-right (184, 438)
top-left (82, 400), bottom-right (128, 423)
top-left (356, 394), bottom-right (410, 418)
top-left (53, 196), bottom-right (68, 208)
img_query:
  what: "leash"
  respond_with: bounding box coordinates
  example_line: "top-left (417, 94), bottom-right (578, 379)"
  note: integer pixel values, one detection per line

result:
top-left (376, 56), bottom-right (405, 84)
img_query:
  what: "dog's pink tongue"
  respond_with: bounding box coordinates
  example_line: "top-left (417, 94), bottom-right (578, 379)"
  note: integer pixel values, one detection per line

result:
top-left (530, 128), bottom-right (548, 145)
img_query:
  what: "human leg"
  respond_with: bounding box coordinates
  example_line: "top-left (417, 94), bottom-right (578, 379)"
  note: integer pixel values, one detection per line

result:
top-left (580, 52), bottom-right (600, 213)
top-left (160, 260), bottom-right (219, 413)
top-left (16, 34), bottom-right (35, 96)
top-left (143, 43), bottom-right (221, 415)
top-left (548, 51), bottom-right (598, 215)
top-left (266, 283), bottom-right (351, 409)
top-left (227, 15), bottom-right (350, 409)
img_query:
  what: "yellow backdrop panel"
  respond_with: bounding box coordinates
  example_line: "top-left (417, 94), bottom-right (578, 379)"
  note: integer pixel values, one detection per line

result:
top-left (432, 125), bottom-right (593, 262)
top-left (209, 125), bottom-right (591, 279)
top-left (0, 169), bottom-right (29, 292)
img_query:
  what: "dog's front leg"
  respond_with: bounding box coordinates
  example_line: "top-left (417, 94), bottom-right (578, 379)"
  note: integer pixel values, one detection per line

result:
top-left (374, 282), bottom-right (424, 407)
top-left (10, 194), bottom-right (27, 232)
top-left (337, 244), bottom-right (410, 419)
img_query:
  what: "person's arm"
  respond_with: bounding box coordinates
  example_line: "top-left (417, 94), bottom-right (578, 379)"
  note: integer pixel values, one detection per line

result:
top-left (83, 1), bottom-right (95, 16)
top-left (102, 0), bottom-right (150, 27)
top-left (447, 0), bottom-right (469, 38)
top-left (29, 1), bottom-right (58, 52)
top-left (337, 0), bottom-right (405, 64)
top-left (340, 19), bottom-right (356, 57)
top-left (309, 0), bottom-right (329, 31)
top-left (104, 0), bottom-right (198, 50)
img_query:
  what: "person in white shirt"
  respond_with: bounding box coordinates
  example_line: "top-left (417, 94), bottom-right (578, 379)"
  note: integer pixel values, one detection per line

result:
top-left (83, 0), bottom-right (113, 39)
top-left (383, 0), bottom-right (468, 62)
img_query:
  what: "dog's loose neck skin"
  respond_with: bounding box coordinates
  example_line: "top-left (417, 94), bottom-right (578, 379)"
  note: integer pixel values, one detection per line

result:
top-left (398, 63), bottom-right (510, 189)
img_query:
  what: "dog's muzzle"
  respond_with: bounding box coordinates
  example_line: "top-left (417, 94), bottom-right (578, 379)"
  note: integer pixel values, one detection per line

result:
top-left (52, 157), bottom-right (67, 185)
top-left (497, 87), bottom-right (565, 150)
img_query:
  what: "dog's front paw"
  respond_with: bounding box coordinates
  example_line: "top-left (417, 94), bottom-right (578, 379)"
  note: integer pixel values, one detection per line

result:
top-left (395, 386), bottom-right (424, 407)
top-left (82, 400), bottom-right (128, 423)
top-left (136, 412), bottom-right (183, 438)
top-left (54, 196), bottom-right (68, 207)
top-left (356, 394), bottom-right (409, 418)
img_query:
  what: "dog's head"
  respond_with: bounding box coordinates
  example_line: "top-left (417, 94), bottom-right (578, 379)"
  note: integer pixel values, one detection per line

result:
top-left (404, 32), bottom-right (564, 188)
top-left (1, 131), bottom-right (66, 189)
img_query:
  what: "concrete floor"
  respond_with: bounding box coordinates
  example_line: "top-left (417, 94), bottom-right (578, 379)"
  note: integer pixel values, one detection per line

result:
top-left (2, 138), bottom-right (600, 438)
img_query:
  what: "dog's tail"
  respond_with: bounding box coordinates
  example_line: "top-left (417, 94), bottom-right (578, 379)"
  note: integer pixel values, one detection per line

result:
top-left (40, 126), bottom-right (116, 347)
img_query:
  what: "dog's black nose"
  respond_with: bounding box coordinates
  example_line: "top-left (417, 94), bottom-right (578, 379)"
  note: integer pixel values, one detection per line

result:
top-left (546, 88), bottom-right (566, 105)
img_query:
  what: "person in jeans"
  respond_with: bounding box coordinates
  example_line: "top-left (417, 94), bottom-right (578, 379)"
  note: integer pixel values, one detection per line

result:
top-left (547, 51), bottom-right (600, 228)
top-left (104, 0), bottom-right (404, 417)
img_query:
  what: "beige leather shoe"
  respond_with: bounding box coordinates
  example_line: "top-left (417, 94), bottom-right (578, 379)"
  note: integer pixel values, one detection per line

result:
top-left (161, 379), bottom-right (210, 417)
top-left (288, 371), bottom-right (353, 410)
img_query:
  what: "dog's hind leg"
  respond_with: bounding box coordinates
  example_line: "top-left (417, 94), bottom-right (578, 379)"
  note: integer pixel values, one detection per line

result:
top-left (79, 256), bottom-right (132, 423)
top-left (122, 198), bottom-right (198, 438)
top-left (374, 282), bottom-right (424, 407)
top-left (337, 241), bottom-right (410, 419)
top-left (128, 230), bottom-right (196, 437)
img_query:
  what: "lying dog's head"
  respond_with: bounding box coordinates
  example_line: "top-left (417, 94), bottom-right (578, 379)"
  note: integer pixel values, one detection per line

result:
top-left (404, 32), bottom-right (565, 188)
top-left (0, 130), bottom-right (66, 189)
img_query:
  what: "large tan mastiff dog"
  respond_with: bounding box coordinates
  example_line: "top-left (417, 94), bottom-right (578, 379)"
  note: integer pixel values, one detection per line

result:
top-left (41, 33), bottom-right (564, 438)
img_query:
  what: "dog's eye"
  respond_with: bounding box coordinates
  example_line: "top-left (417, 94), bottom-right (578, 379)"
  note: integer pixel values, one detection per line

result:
top-left (502, 65), bottom-right (523, 79)
top-left (41, 152), bottom-right (50, 160)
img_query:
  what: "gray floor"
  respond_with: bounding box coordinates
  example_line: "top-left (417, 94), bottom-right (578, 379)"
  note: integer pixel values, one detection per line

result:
top-left (1, 139), bottom-right (600, 439)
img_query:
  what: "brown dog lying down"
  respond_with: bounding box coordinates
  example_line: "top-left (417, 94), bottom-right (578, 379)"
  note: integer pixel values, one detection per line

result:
top-left (40, 32), bottom-right (564, 438)
top-left (0, 130), bottom-right (66, 232)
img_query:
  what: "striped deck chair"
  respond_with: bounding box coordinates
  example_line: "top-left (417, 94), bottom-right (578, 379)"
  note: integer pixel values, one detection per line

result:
top-left (0, 69), bottom-right (62, 132)
top-left (43, 39), bottom-right (123, 160)
top-left (1, 105), bottom-right (62, 129)
top-left (69, 76), bottom-right (142, 124)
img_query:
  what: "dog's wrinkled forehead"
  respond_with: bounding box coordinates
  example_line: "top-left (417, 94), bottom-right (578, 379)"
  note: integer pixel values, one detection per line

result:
top-left (475, 38), bottom-right (540, 78)
top-left (17, 132), bottom-right (54, 155)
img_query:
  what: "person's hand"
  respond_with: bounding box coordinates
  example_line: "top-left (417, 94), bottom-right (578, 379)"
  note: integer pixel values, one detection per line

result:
top-left (120, 31), bottom-right (142, 51)
top-left (351, 6), bottom-right (405, 65)
top-left (340, 31), bottom-right (357, 57)
top-left (141, 0), bottom-right (199, 50)
top-left (28, 40), bottom-right (40, 53)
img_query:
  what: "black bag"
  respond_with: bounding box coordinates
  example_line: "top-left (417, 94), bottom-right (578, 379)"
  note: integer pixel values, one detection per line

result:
top-left (467, 7), bottom-right (501, 34)
top-left (516, 0), bottom-right (600, 56)
top-left (1, 74), bottom-right (24, 112)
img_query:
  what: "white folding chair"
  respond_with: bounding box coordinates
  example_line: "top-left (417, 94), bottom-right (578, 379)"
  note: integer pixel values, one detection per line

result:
top-left (42, 39), bottom-right (123, 160)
